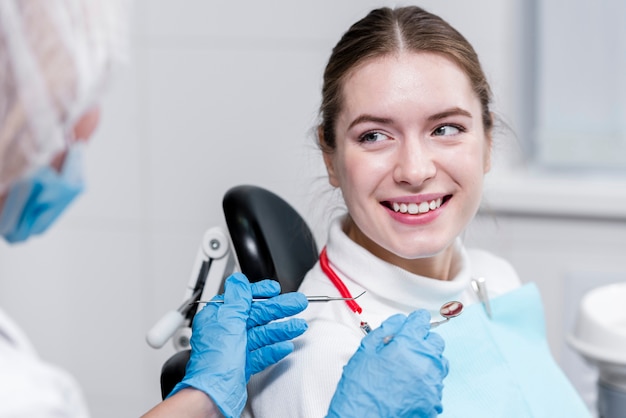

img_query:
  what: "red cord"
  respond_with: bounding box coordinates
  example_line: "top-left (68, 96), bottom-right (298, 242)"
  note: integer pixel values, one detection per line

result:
top-left (319, 247), bottom-right (362, 314)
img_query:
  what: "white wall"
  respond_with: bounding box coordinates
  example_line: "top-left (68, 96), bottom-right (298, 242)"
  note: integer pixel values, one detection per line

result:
top-left (1, 1), bottom-right (623, 416)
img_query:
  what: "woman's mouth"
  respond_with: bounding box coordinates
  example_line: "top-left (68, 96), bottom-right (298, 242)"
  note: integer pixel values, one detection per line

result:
top-left (383, 196), bottom-right (451, 215)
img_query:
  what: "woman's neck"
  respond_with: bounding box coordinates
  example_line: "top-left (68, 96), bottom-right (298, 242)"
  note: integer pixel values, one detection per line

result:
top-left (343, 217), bottom-right (459, 281)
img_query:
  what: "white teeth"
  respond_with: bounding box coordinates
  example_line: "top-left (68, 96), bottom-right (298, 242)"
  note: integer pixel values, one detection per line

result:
top-left (391, 198), bottom-right (442, 214)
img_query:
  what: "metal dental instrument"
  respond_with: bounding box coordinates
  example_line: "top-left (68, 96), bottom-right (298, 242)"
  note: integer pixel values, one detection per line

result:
top-left (430, 300), bottom-right (464, 328)
top-left (193, 291), bottom-right (366, 305)
top-left (362, 300), bottom-right (464, 342)
top-left (471, 277), bottom-right (492, 319)
top-left (370, 300), bottom-right (463, 345)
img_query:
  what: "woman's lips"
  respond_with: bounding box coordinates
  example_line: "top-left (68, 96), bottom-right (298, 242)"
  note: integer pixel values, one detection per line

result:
top-left (383, 195), bottom-right (451, 224)
top-left (383, 195), bottom-right (451, 214)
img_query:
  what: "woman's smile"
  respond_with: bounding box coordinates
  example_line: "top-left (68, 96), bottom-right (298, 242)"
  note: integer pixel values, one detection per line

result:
top-left (381, 194), bottom-right (451, 225)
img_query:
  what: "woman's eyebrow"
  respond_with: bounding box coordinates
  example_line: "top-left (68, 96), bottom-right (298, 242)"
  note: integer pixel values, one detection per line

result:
top-left (348, 107), bottom-right (472, 130)
top-left (427, 107), bottom-right (472, 121)
top-left (348, 114), bottom-right (393, 130)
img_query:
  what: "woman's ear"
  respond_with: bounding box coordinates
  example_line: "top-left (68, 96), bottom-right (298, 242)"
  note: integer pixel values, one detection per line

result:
top-left (323, 152), bottom-right (340, 188)
top-left (483, 112), bottom-right (494, 174)
top-left (318, 126), bottom-right (340, 187)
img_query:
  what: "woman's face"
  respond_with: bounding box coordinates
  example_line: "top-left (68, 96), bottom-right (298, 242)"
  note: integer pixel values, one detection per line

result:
top-left (324, 51), bottom-right (491, 273)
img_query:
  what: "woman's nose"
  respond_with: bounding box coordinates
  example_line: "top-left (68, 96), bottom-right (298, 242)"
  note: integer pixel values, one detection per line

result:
top-left (392, 139), bottom-right (436, 186)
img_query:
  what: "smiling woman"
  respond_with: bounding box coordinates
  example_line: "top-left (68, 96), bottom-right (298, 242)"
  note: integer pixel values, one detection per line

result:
top-left (243, 5), bottom-right (590, 418)
top-left (326, 52), bottom-right (490, 275)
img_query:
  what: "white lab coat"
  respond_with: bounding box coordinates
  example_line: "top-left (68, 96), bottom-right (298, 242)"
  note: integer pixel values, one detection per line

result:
top-left (0, 307), bottom-right (90, 417)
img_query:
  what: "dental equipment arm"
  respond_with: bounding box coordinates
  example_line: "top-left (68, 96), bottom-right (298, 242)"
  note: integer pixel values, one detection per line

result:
top-left (146, 227), bottom-right (235, 350)
top-left (146, 224), bottom-right (357, 351)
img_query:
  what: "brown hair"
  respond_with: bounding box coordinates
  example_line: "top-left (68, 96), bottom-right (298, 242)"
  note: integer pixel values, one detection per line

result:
top-left (318, 6), bottom-right (493, 152)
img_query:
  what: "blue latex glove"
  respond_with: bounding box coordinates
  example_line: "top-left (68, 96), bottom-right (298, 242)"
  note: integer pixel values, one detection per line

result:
top-left (327, 310), bottom-right (449, 418)
top-left (169, 273), bottom-right (308, 418)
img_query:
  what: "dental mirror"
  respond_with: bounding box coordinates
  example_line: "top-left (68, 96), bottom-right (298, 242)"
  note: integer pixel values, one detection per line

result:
top-left (430, 300), bottom-right (463, 328)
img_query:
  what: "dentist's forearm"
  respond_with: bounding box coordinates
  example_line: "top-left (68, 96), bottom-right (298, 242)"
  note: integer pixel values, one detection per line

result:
top-left (141, 388), bottom-right (221, 418)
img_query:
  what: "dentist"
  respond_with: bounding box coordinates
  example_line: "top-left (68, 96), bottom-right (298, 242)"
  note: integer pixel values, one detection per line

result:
top-left (0, 1), bottom-right (306, 417)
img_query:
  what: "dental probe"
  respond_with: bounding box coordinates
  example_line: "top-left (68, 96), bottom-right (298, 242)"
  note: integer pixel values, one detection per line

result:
top-left (193, 291), bottom-right (366, 304)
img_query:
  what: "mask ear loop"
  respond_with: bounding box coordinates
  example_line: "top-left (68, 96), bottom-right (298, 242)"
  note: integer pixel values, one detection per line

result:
top-left (57, 104), bottom-right (98, 173)
top-left (51, 121), bottom-right (86, 177)
top-left (47, 127), bottom-right (75, 174)
top-left (65, 127), bottom-right (76, 147)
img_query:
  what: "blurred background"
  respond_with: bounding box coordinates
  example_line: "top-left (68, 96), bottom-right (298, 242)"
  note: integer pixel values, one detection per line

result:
top-left (0, 0), bottom-right (625, 416)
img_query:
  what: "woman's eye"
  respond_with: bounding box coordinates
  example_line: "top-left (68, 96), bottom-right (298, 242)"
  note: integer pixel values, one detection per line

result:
top-left (359, 131), bottom-right (389, 143)
top-left (433, 125), bottom-right (461, 136)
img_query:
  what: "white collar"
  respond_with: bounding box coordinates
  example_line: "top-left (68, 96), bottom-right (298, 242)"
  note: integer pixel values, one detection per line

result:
top-left (325, 216), bottom-right (472, 313)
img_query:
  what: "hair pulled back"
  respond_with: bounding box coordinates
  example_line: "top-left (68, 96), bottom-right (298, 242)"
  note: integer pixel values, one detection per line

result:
top-left (318, 6), bottom-right (493, 152)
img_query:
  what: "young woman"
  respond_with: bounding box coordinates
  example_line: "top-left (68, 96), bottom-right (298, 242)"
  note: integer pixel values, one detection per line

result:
top-left (245, 6), bottom-right (590, 417)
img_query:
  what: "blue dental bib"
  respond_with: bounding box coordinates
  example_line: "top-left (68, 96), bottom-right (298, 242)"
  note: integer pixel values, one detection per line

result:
top-left (436, 283), bottom-right (591, 417)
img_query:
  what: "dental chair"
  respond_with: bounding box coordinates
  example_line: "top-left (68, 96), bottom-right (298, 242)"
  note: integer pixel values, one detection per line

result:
top-left (146, 184), bottom-right (319, 399)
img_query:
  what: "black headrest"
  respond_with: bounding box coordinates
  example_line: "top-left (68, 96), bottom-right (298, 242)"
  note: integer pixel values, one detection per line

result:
top-left (223, 185), bottom-right (319, 293)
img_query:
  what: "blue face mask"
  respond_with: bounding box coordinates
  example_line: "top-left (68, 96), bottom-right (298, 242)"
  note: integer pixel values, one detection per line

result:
top-left (0, 144), bottom-right (86, 243)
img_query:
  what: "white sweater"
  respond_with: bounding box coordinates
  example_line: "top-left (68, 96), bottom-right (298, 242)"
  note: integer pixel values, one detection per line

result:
top-left (244, 218), bottom-right (521, 417)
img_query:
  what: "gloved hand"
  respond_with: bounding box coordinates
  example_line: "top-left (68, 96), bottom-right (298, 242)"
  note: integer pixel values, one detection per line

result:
top-left (326, 310), bottom-right (449, 418)
top-left (169, 273), bottom-right (308, 418)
